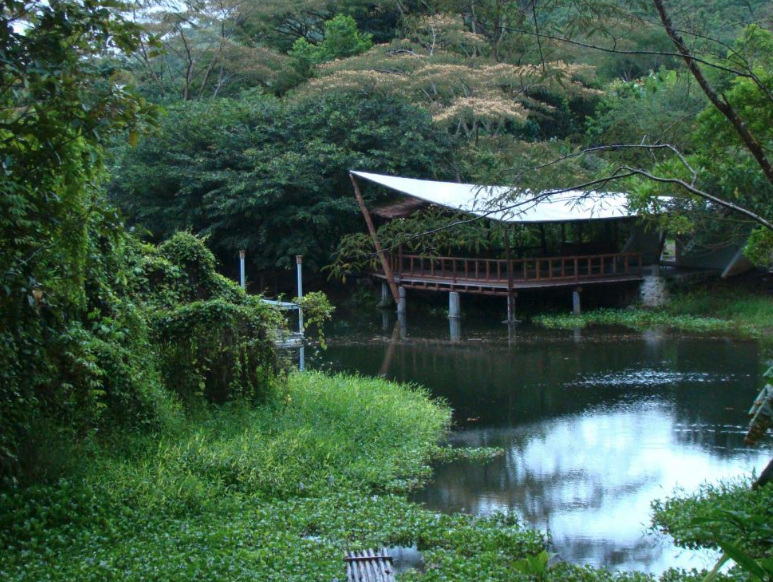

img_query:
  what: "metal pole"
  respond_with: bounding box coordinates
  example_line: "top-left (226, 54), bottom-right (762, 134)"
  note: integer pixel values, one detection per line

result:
top-left (296, 255), bottom-right (303, 336)
top-left (239, 250), bottom-right (246, 290)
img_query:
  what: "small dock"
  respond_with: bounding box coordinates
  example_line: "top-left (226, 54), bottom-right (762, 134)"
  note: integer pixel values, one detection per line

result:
top-left (345, 549), bottom-right (395, 582)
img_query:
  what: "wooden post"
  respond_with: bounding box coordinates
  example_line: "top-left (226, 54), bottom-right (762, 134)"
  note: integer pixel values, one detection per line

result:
top-left (538, 223), bottom-right (548, 256)
top-left (397, 286), bottom-right (407, 315)
top-left (239, 250), bottom-right (246, 290)
top-left (350, 174), bottom-right (399, 304)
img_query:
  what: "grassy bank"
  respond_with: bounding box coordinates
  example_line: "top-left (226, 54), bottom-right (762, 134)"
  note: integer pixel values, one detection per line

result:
top-left (534, 286), bottom-right (773, 338)
top-left (0, 372), bottom-right (741, 582)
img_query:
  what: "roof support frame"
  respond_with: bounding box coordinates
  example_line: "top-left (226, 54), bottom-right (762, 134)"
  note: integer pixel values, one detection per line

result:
top-left (350, 174), bottom-right (400, 304)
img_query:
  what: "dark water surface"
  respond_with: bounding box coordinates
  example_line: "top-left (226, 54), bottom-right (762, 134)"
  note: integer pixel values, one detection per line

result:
top-left (308, 311), bottom-right (772, 573)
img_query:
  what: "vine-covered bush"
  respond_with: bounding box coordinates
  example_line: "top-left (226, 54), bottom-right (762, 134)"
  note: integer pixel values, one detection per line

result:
top-left (138, 232), bottom-right (284, 404)
top-left (152, 299), bottom-right (281, 403)
top-left (0, 228), bottom-right (283, 484)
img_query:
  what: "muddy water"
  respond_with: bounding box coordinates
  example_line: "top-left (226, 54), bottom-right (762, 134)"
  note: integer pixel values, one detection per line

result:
top-left (308, 312), bottom-right (772, 573)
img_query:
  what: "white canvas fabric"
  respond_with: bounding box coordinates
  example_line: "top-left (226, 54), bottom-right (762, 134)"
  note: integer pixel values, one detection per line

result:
top-left (351, 170), bottom-right (634, 223)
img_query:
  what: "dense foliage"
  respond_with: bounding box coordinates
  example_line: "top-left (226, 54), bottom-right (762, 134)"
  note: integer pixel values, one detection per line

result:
top-left (1, 0), bottom-right (158, 481)
top-left (110, 92), bottom-right (451, 272)
top-left (0, 2), bottom-right (286, 480)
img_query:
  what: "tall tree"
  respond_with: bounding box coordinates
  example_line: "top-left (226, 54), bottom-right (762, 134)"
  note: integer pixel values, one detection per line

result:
top-left (125, 0), bottom-right (293, 101)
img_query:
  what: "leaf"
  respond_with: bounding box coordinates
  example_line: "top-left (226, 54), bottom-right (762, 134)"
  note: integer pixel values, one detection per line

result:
top-left (717, 540), bottom-right (767, 580)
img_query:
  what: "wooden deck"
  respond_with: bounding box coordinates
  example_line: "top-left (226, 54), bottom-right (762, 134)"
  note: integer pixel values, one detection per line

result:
top-left (345, 549), bottom-right (395, 582)
top-left (375, 252), bottom-right (644, 296)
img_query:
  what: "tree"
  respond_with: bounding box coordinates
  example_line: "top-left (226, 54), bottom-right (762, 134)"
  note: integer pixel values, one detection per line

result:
top-left (295, 14), bottom-right (601, 141)
top-left (0, 0), bottom-right (157, 477)
top-left (464, 1), bottom-right (773, 260)
top-left (109, 92), bottom-right (452, 276)
top-left (289, 14), bottom-right (373, 77)
top-left (124, 0), bottom-right (294, 101)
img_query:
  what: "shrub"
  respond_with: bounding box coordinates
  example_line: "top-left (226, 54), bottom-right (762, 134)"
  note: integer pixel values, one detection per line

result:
top-left (152, 299), bottom-right (282, 403)
top-left (0, 229), bottom-right (283, 483)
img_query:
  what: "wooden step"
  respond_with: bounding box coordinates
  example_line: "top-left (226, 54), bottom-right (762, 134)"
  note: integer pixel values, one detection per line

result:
top-left (344, 548), bottom-right (395, 582)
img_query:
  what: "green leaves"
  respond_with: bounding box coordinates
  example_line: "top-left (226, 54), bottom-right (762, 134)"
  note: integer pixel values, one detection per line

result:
top-left (513, 549), bottom-right (553, 578)
top-left (110, 92), bottom-right (450, 273)
top-left (1, 0), bottom-right (159, 479)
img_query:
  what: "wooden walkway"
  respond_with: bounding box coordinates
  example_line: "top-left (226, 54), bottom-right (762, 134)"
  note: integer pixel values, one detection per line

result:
top-left (376, 252), bottom-right (644, 296)
top-left (345, 549), bottom-right (395, 582)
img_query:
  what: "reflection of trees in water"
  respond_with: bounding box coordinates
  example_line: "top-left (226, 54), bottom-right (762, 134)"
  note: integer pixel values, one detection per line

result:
top-left (323, 332), bottom-right (761, 457)
top-left (550, 534), bottom-right (681, 570)
top-left (417, 409), bottom-right (662, 520)
top-left (417, 455), bottom-right (658, 521)
top-left (321, 325), bottom-right (762, 571)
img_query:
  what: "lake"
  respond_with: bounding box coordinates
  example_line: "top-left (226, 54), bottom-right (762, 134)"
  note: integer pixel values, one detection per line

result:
top-left (307, 310), bottom-right (772, 573)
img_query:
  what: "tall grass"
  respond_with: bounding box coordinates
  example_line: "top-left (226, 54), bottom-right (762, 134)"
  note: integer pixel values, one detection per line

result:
top-left (535, 287), bottom-right (773, 338)
top-left (74, 372), bottom-right (452, 515)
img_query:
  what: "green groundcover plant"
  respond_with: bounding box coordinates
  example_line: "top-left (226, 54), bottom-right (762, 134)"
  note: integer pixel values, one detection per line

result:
top-left (0, 372), bottom-right (753, 582)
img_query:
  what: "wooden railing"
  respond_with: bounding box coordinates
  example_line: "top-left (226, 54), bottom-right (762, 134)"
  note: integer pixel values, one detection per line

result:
top-left (387, 252), bottom-right (643, 285)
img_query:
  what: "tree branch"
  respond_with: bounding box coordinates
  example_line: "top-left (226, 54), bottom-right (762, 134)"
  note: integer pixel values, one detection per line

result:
top-left (651, 0), bottom-right (773, 188)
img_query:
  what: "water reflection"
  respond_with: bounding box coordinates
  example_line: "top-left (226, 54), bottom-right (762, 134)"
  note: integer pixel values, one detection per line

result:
top-left (310, 312), bottom-right (772, 573)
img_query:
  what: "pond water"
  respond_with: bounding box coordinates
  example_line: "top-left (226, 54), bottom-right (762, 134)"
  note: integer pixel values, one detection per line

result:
top-left (307, 310), bottom-right (772, 573)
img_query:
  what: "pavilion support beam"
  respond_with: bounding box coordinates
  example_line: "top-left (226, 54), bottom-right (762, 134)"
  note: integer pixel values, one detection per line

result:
top-left (449, 292), bottom-right (461, 319)
top-left (504, 225), bottom-right (517, 323)
top-left (573, 287), bottom-right (582, 316)
top-left (507, 293), bottom-right (518, 323)
top-left (397, 286), bottom-right (407, 315)
top-left (350, 174), bottom-right (400, 304)
top-left (380, 282), bottom-right (391, 307)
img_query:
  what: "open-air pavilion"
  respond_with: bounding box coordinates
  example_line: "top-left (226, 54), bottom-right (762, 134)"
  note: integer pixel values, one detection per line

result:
top-left (349, 170), bottom-right (665, 320)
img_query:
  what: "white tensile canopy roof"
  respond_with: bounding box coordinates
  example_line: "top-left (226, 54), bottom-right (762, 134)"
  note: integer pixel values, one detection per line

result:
top-left (351, 170), bottom-right (634, 223)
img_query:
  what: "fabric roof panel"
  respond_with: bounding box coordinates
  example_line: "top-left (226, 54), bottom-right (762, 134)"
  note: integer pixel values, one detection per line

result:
top-left (350, 170), bottom-right (633, 223)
